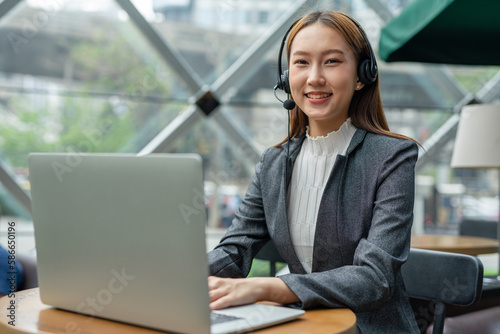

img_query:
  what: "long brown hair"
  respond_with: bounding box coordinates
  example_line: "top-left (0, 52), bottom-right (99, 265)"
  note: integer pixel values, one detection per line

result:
top-left (275, 11), bottom-right (419, 146)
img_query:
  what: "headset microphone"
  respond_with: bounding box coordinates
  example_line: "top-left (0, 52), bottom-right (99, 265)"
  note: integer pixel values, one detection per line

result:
top-left (273, 85), bottom-right (296, 110)
top-left (283, 99), bottom-right (296, 110)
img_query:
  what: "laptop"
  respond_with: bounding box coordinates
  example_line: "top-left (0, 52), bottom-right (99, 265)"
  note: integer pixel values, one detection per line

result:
top-left (28, 153), bottom-right (304, 334)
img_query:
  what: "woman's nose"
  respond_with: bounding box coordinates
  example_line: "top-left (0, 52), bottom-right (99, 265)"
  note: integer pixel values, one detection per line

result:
top-left (307, 65), bottom-right (326, 86)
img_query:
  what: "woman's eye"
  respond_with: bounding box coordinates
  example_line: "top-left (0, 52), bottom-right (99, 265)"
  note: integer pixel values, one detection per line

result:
top-left (326, 59), bottom-right (340, 64)
top-left (294, 60), bottom-right (308, 65)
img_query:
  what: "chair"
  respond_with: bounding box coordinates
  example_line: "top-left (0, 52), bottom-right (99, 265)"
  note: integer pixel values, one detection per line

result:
top-left (255, 240), bottom-right (285, 277)
top-left (16, 253), bottom-right (38, 290)
top-left (459, 218), bottom-right (497, 239)
top-left (401, 248), bottom-right (484, 334)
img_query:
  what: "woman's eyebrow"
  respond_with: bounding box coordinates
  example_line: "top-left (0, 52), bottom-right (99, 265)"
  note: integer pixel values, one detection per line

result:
top-left (291, 49), bottom-right (345, 57)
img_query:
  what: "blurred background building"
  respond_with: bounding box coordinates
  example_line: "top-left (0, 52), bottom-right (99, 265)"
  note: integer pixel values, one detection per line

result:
top-left (0, 0), bottom-right (498, 259)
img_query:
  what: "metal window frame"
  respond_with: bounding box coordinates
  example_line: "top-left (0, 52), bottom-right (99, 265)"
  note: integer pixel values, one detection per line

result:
top-left (0, 0), bottom-right (499, 216)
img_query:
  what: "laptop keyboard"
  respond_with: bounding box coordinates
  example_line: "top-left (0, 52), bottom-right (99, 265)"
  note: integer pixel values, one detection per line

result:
top-left (211, 312), bottom-right (243, 325)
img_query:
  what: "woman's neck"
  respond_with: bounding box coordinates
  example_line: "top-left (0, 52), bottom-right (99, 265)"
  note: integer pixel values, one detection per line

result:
top-left (308, 117), bottom-right (348, 138)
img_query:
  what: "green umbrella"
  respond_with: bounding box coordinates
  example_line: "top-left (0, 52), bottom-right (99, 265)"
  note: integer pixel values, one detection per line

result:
top-left (379, 0), bottom-right (500, 65)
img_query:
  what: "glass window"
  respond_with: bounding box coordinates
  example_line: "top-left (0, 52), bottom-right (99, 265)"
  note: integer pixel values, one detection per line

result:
top-left (258, 11), bottom-right (268, 24)
top-left (0, 1), bottom-right (498, 268)
top-left (153, 0), bottom-right (296, 84)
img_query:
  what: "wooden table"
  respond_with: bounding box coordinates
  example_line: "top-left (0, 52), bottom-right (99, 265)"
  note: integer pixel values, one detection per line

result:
top-left (0, 288), bottom-right (357, 334)
top-left (411, 234), bottom-right (499, 256)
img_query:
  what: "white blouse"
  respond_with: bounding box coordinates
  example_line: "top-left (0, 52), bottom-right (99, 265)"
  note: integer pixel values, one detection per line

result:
top-left (287, 118), bottom-right (357, 273)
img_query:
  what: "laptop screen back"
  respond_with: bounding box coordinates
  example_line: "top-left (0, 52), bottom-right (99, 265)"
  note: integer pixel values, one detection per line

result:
top-left (29, 153), bottom-right (211, 334)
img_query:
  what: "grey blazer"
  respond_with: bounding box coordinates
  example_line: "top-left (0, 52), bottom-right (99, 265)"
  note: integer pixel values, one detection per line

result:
top-left (208, 129), bottom-right (420, 334)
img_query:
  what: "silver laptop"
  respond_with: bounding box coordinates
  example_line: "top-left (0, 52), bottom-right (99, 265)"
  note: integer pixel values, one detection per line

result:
top-left (28, 153), bottom-right (304, 334)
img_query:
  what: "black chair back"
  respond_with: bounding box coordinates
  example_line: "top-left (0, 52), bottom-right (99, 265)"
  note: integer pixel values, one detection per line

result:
top-left (402, 248), bottom-right (483, 334)
top-left (255, 240), bottom-right (285, 277)
top-left (459, 219), bottom-right (497, 239)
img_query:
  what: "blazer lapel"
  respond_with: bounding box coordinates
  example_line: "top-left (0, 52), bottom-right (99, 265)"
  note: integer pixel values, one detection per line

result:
top-left (311, 129), bottom-right (367, 272)
top-left (312, 155), bottom-right (347, 272)
top-left (275, 135), bottom-right (307, 274)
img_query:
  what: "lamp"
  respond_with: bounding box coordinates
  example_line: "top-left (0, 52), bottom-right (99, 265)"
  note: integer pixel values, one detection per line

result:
top-left (451, 104), bottom-right (500, 280)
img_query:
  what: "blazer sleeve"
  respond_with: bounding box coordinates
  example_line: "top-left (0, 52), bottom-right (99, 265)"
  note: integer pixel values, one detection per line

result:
top-left (279, 139), bottom-right (418, 312)
top-left (207, 150), bottom-right (271, 278)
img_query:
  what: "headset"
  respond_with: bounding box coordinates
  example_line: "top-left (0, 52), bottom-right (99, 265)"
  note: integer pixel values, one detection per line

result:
top-left (274, 13), bottom-right (379, 181)
top-left (274, 12), bottom-right (378, 100)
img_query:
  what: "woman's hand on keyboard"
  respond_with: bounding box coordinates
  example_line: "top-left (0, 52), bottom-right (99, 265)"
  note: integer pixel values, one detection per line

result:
top-left (208, 276), bottom-right (299, 310)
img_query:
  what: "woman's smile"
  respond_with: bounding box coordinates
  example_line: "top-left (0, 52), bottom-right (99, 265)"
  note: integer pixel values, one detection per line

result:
top-left (305, 91), bottom-right (333, 103)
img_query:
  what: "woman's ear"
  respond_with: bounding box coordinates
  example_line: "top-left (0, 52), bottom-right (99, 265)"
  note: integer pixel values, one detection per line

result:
top-left (355, 80), bottom-right (365, 91)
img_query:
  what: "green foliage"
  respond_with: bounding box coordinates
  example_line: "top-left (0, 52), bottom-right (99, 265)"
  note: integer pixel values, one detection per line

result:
top-left (55, 96), bottom-right (135, 154)
top-left (0, 98), bottom-right (53, 167)
top-left (247, 259), bottom-right (287, 277)
top-left (450, 66), bottom-right (500, 93)
top-left (0, 23), bottom-right (173, 167)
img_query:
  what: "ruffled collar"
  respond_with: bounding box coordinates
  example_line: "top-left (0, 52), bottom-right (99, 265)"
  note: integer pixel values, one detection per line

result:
top-left (304, 118), bottom-right (357, 156)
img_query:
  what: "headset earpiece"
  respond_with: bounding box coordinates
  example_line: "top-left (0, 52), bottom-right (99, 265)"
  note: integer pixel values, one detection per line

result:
top-left (347, 13), bottom-right (378, 86)
top-left (358, 59), bottom-right (377, 86)
top-left (276, 21), bottom-right (297, 96)
top-left (280, 70), bottom-right (291, 94)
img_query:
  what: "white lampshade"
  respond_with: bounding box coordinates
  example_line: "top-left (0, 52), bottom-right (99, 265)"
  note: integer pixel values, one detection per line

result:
top-left (451, 104), bottom-right (500, 168)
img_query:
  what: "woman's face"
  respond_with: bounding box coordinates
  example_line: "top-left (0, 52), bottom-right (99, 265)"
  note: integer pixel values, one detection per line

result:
top-left (289, 22), bottom-right (363, 136)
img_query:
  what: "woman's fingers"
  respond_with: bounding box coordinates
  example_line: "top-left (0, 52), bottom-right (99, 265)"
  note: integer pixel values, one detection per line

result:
top-left (207, 276), bottom-right (258, 310)
top-left (208, 276), bottom-right (230, 303)
top-left (210, 294), bottom-right (234, 310)
top-left (207, 276), bottom-right (298, 309)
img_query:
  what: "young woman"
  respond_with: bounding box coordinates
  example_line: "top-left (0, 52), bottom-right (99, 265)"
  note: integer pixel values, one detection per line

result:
top-left (207, 10), bottom-right (420, 333)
